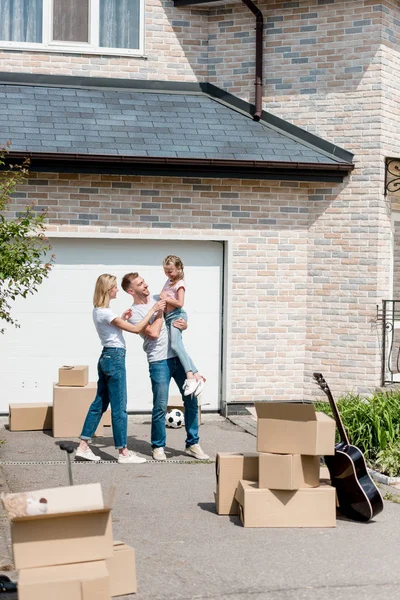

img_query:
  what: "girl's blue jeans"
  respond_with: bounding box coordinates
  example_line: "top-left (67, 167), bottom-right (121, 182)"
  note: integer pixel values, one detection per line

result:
top-left (164, 308), bottom-right (197, 375)
top-left (80, 347), bottom-right (127, 449)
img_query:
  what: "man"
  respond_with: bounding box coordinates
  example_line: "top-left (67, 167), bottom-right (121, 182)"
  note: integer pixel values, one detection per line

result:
top-left (121, 272), bottom-right (209, 462)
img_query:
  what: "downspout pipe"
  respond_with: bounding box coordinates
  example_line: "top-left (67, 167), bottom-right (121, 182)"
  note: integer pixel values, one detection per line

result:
top-left (241, 0), bottom-right (263, 121)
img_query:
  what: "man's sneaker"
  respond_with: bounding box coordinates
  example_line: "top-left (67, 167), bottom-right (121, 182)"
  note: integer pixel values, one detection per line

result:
top-left (75, 447), bottom-right (101, 462)
top-left (152, 447), bottom-right (167, 461)
top-left (186, 444), bottom-right (210, 460)
top-left (118, 451), bottom-right (147, 464)
top-left (183, 379), bottom-right (200, 396)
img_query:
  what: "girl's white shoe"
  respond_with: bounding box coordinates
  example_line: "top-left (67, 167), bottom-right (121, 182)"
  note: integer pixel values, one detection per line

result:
top-left (183, 379), bottom-right (200, 396)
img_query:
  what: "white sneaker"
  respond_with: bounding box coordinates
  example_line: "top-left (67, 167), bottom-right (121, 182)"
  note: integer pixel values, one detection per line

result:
top-left (185, 444), bottom-right (210, 460)
top-left (75, 447), bottom-right (101, 462)
top-left (183, 379), bottom-right (200, 396)
top-left (152, 447), bottom-right (167, 461)
top-left (194, 378), bottom-right (205, 397)
top-left (118, 450), bottom-right (147, 464)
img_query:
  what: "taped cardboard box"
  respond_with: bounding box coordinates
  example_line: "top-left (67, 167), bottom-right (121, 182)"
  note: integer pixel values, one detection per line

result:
top-left (258, 453), bottom-right (320, 490)
top-left (255, 402), bottom-right (335, 456)
top-left (235, 480), bottom-right (336, 528)
top-left (168, 395), bottom-right (201, 425)
top-left (215, 452), bottom-right (259, 515)
top-left (10, 483), bottom-right (115, 569)
top-left (9, 403), bottom-right (52, 431)
top-left (53, 383), bottom-right (104, 438)
top-left (58, 365), bottom-right (89, 387)
top-left (107, 541), bottom-right (137, 596)
top-left (18, 560), bottom-right (110, 600)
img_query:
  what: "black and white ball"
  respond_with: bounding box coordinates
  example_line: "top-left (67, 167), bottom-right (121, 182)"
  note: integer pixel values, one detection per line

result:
top-left (166, 409), bottom-right (184, 429)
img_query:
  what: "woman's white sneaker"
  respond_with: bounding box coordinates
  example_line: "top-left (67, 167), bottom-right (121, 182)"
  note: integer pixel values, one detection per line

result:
top-left (118, 451), bottom-right (146, 464)
top-left (75, 447), bottom-right (101, 462)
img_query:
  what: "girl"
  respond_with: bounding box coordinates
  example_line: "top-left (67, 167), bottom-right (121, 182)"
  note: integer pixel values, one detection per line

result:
top-left (160, 255), bottom-right (205, 397)
top-left (76, 274), bottom-right (165, 463)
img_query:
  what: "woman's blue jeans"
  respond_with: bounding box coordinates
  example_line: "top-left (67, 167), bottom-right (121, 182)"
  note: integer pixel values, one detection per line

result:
top-left (149, 356), bottom-right (199, 449)
top-left (80, 347), bottom-right (127, 449)
top-left (164, 308), bottom-right (197, 375)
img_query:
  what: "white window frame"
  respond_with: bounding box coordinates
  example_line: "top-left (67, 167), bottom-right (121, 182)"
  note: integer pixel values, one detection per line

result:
top-left (0, 0), bottom-right (145, 56)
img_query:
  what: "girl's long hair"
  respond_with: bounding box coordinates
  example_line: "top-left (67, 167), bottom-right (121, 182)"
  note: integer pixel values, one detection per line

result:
top-left (93, 274), bottom-right (116, 308)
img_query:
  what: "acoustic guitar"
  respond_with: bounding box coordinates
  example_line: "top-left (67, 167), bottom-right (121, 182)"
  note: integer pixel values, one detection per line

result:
top-left (313, 372), bottom-right (384, 522)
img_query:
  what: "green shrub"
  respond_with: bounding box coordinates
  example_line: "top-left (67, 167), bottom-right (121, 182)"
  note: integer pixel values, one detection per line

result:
top-left (314, 388), bottom-right (400, 462)
top-left (374, 440), bottom-right (400, 478)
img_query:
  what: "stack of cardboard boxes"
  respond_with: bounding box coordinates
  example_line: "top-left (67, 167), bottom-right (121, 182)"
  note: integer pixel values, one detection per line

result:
top-left (9, 365), bottom-right (111, 438)
top-left (7, 483), bottom-right (136, 599)
top-left (215, 402), bottom-right (337, 527)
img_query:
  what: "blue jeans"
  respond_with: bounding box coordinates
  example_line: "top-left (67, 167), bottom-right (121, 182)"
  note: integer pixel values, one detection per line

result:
top-left (80, 347), bottom-right (127, 449)
top-left (148, 356), bottom-right (199, 449)
top-left (164, 308), bottom-right (197, 375)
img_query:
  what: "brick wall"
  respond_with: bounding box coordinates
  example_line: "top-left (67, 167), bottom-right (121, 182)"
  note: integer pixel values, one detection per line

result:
top-left (0, 1), bottom-right (209, 82)
top-left (8, 171), bottom-right (335, 401)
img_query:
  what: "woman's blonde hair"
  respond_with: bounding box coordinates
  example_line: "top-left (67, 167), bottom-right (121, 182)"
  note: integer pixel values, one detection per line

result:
top-left (163, 255), bottom-right (184, 282)
top-left (93, 274), bottom-right (117, 308)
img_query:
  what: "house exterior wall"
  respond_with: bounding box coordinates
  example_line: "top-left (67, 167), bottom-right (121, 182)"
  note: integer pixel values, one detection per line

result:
top-left (1, 0), bottom-right (399, 399)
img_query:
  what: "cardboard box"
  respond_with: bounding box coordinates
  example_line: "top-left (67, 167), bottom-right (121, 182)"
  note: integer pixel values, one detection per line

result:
top-left (58, 365), bottom-right (89, 387)
top-left (53, 383), bottom-right (104, 438)
top-left (258, 453), bottom-right (320, 490)
top-left (235, 480), bottom-right (336, 528)
top-left (215, 452), bottom-right (259, 515)
top-left (168, 395), bottom-right (202, 425)
top-left (9, 403), bottom-right (52, 431)
top-left (106, 541), bottom-right (137, 596)
top-left (11, 483), bottom-right (114, 569)
top-left (18, 560), bottom-right (110, 600)
top-left (255, 402), bottom-right (335, 456)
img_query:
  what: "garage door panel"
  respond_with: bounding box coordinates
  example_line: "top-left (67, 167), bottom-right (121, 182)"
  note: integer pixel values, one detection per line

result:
top-left (0, 238), bottom-right (223, 413)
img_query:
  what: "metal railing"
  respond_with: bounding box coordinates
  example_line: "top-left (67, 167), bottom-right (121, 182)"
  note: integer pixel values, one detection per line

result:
top-left (376, 300), bottom-right (400, 386)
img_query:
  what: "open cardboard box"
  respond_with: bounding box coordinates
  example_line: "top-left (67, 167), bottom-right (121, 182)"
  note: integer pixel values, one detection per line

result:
top-left (235, 480), bottom-right (336, 528)
top-left (18, 560), bottom-right (110, 600)
top-left (255, 402), bottom-right (335, 455)
top-left (215, 452), bottom-right (259, 515)
top-left (9, 483), bottom-right (115, 569)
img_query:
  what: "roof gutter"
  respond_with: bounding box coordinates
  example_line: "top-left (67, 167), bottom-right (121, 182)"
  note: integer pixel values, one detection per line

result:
top-left (241, 0), bottom-right (263, 121)
top-left (3, 151), bottom-right (354, 183)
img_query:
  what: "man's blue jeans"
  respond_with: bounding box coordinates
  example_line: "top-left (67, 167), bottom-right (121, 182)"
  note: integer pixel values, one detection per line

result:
top-left (149, 356), bottom-right (199, 449)
top-left (80, 347), bottom-right (127, 449)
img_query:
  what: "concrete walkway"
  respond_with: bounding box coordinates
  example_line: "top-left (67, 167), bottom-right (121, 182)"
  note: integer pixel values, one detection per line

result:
top-left (1, 415), bottom-right (400, 600)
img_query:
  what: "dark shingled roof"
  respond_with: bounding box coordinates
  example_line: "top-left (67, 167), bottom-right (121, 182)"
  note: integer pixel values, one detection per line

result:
top-left (0, 83), bottom-right (350, 165)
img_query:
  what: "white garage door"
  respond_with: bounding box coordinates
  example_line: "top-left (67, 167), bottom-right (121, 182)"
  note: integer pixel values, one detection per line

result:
top-left (0, 238), bottom-right (223, 414)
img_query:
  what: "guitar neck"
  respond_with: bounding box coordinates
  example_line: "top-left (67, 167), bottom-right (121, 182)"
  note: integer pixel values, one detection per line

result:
top-left (314, 374), bottom-right (349, 446)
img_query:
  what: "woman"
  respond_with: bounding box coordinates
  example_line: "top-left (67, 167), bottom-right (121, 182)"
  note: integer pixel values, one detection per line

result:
top-left (75, 274), bottom-right (165, 464)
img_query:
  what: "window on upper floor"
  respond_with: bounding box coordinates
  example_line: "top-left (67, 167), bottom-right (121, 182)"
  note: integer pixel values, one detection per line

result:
top-left (0, 0), bottom-right (144, 55)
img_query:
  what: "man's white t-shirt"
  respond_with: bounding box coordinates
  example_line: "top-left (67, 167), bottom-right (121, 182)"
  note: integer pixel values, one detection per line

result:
top-left (129, 296), bottom-right (175, 363)
top-left (93, 307), bottom-right (125, 349)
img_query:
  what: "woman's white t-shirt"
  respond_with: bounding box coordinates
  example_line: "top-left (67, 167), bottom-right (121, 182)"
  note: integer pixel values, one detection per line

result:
top-left (92, 307), bottom-right (125, 349)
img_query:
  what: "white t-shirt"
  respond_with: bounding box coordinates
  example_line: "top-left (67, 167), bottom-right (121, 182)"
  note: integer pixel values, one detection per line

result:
top-left (92, 307), bottom-right (125, 349)
top-left (129, 295), bottom-right (175, 363)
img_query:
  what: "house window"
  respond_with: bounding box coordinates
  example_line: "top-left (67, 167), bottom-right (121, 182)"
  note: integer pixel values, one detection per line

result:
top-left (0, 0), bottom-right (143, 55)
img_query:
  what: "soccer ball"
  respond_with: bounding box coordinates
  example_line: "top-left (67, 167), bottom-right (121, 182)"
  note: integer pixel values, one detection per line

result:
top-left (165, 409), bottom-right (184, 429)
